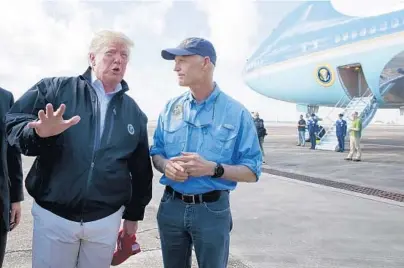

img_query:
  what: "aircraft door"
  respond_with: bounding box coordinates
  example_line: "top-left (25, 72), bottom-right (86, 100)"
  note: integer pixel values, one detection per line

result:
top-left (337, 63), bottom-right (371, 99)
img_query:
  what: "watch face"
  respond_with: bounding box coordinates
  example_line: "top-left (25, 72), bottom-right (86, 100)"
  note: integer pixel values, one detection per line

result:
top-left (219, 165), bottom-right (224, 175)
top-left (215, 164), bottom-right (224, 177)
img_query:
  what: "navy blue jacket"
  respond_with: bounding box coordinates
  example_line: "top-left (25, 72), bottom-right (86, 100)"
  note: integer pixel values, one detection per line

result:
top-left (254, 118), bottom-right (266, 137)
top-left (307, 118), bottom-right (318, 135)
top-left (0, 87), bottom-right (23, 231)
top-left (5, 67), bottom-right (153, 222)
top-left (336, 119), bottom-right (347, 137)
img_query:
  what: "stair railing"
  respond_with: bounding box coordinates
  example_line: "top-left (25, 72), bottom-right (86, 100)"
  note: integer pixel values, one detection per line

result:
top-left (317, 88), bottom-right (374, 147)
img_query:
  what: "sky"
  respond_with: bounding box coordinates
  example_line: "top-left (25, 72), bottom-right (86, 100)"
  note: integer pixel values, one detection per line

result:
top-left (0, 0), bottom-right (403, 123)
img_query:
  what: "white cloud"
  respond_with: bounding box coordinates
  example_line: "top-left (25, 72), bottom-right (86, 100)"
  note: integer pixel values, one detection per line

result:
top-left (331, 0), bottom-right (404, 17)
top-left (112, 1), bottom-right (173, 37)
top-left (0, 1), bottom-right (174, 120)
top-left (195, 0), bottom-right (260, 64)
top-left (0, 1), bottom-right (95, 94)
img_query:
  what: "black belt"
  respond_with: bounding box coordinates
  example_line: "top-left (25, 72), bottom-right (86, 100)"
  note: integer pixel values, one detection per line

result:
top-left (165, 186), bottom-right (222, 204)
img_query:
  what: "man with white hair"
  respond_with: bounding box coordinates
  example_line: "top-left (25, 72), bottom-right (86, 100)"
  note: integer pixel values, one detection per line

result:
top-left (151, 37), bottom-right (262, 268)
top-left (5, 30), bottom-right (153, 268)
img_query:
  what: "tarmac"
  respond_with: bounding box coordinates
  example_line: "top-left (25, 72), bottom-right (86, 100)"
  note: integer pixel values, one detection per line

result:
top-left (3, 123), bottom-right (404, 268)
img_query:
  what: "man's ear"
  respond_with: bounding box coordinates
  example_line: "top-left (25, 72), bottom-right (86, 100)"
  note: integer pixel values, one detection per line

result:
top-left (202, 57), bottom-right (212, 70)
top-left (204, 57), bottom-right (209, 65)
top-left (89, 53), bottom-right (96, 67)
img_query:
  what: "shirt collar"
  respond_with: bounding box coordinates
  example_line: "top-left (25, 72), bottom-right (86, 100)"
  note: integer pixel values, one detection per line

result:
top-left (185, 82), bottom-right (221, 111)
top-left (91, 71), bottom-right (123, 95)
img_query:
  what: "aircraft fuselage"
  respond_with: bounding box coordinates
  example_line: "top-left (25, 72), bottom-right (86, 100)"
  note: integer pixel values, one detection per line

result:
top-left (244, 2), bottom-right (404, 109)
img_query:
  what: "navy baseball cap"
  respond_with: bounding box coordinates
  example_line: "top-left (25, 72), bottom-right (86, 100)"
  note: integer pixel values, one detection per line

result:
top-left (161, 37), bottom-right (217, 65)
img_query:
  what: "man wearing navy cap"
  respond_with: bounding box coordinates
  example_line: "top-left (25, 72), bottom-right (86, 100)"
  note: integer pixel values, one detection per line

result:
top-left (150, 37), bottom-right (262, 268)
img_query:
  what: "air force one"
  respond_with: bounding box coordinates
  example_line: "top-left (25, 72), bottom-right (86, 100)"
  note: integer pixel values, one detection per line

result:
top-left (243, 1), bottom-right (404, 150)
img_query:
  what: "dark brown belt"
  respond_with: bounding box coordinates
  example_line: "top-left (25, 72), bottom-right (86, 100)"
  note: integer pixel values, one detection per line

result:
top-left (165, 186), bottom-right (223, 204)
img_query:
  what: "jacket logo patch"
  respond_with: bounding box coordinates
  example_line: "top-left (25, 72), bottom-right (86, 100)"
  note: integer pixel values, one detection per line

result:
top-left (127, 124), bottom-right (135, 135)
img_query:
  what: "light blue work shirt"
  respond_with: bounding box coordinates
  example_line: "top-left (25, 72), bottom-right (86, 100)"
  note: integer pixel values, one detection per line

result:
top-left (150, 83), bottom-right (262, 194)
top-left (91, 71), bottom-right (122, 136)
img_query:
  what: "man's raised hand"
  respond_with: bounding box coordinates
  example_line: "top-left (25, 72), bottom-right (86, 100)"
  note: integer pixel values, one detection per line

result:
top-left (27, 103), bottom-right (81, 138)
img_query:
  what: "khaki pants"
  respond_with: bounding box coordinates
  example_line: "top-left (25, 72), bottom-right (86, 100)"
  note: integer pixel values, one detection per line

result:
top-left (31, 202), bottom-right (124, 268)
top-left (347, 136), bottom-right (361, 160)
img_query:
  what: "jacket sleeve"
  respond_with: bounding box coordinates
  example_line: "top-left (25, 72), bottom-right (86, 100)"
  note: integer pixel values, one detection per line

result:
top-left (5, 79), bottom-right (59, 157)
top-left (123, 112), bottom-right (154, 221)
top-left (6, 93), bottom-right (24, 203)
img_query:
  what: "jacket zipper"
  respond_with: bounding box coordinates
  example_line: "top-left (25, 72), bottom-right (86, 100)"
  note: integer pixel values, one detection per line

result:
top-left (80, 87), bottom-right (119, 223)
top-left (80, 84), bottom-right (100, 224)
top-left (101, 97), bottom-right (117, 145)
top-left (106, 107), bottom-right (116, 145)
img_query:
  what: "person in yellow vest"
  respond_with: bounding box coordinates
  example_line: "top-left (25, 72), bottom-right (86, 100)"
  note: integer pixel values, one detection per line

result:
top-left (345, 111), bottom-right (362, 161)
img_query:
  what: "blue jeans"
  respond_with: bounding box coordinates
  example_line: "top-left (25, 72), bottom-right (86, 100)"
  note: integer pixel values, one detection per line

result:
top-left (259, 136), bottom-right (265, 156)
top-left (298, 130), bottom-right (305, 145)
top-left (157, 189), bottom-right (233, 268)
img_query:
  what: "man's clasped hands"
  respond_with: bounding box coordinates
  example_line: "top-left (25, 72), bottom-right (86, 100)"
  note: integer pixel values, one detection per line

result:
top-left (164, 152), bottom-right (216, 182)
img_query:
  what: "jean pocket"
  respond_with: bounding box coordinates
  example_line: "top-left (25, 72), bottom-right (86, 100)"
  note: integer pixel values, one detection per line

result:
top-left (160, 191), bottom-right (172, 204)
top-left (203, 192), bottom-right (230, 214)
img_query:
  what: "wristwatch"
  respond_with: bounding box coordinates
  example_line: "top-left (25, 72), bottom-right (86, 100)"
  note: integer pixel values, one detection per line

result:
top-left (212, 163), bottom-right (224, 178)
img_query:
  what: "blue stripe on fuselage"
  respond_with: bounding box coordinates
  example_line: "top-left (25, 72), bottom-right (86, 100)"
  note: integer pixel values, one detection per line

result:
top-left (245, 2), bottom-right (404, 73)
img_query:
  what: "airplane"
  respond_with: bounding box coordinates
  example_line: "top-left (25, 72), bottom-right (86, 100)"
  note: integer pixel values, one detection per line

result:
top-left (243, 1), bottom-right (404, 150)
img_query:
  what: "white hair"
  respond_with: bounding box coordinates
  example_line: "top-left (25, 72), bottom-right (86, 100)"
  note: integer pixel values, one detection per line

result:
top-left (89, 30), bottom-right (134, 57)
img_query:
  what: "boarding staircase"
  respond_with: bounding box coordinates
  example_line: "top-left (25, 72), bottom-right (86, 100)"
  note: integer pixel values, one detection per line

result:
top-left (316, 89), bottom-right (379, 151)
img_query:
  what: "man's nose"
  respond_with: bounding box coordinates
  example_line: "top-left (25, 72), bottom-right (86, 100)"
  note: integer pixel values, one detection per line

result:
top-left (114, 55), bottom-right (123, 63)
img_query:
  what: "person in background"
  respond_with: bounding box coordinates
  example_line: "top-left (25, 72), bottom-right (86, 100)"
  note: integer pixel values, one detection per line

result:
top-left (307, 113), bottom-right (318, 149)
top-left (150, 37), bottom-right (262, 268)
top-left (345, 111), bottom-right (362, 161)
top-left (297, 114), bottom-right (306, 146)
top-left (335, 113), bottom-right (347, 152)
top-left (253, 112), bottom-right (267, 163)
top-left (0, 87), bottom-right (24, 267)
